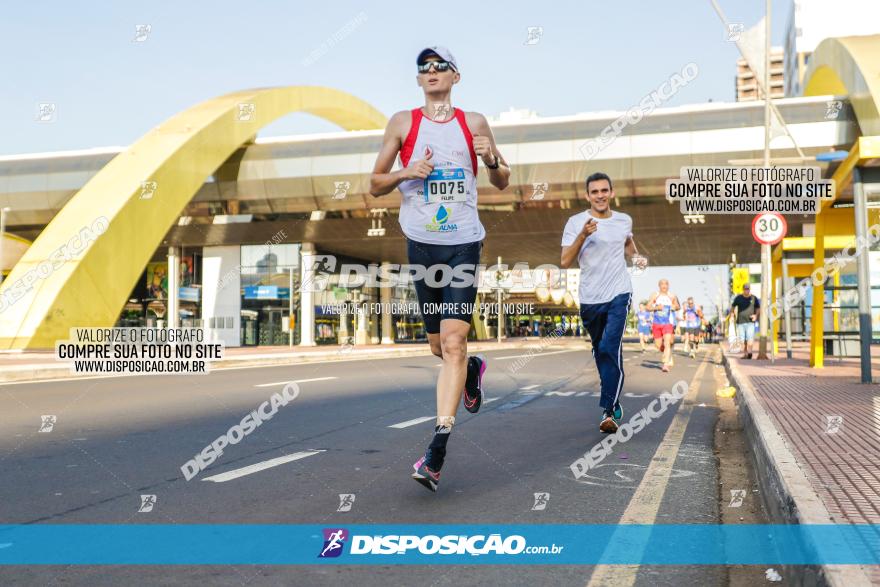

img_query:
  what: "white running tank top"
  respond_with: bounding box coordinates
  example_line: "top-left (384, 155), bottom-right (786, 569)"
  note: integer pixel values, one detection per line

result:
top-left (397, 107), bottom-right (485, 245)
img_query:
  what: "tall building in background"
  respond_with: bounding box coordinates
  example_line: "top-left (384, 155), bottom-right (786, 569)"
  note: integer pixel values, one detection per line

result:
top-left (785, 0), bottom-right (880, 96)
top-left (736, 47), bottom-right (784, 102)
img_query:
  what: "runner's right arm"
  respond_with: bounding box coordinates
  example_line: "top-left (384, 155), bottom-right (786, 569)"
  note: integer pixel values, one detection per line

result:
top-left (369, 112), bottom-right (433, 197)
top-left (560, 219), bottom-right (596, 268)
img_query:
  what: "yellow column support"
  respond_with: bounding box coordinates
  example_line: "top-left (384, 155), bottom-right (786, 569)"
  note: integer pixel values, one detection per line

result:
top-left (809, 210), bottom-right (826, 367)
top-left (772, 260), bottom-right (781, 355)
top-left (803, 34), bottom-right (880, 367)
top-left (0, 87), bottom-right (387, 349)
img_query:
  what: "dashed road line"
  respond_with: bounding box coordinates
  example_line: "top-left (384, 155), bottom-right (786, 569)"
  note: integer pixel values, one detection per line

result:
top-left (387, 416), bottom-right (436, 429)
top-left (202, 450), bottom-right (325, 483)
top-left (585, 350), bottom-right (714, 587)
top-left (254, 377), bottom-right (337, 387)
top-left (494, 349), bottom-right (579, 360)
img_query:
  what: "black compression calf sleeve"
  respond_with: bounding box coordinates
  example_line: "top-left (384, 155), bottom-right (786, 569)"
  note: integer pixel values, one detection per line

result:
top-left (425, 423), bottom-right (453, 470)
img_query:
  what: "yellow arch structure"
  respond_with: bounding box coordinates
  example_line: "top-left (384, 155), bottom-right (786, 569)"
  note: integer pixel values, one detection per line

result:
top-left (801, 34), bottom-right (880, 367)
top-left (0, 87), bottom-right (387, 349)
top-left (1, 233), bottom-right (32, 276)
top-left (803, 35), bottom-right (880, 136)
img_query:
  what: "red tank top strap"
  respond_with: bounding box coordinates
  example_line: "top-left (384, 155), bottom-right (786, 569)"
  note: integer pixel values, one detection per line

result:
top-left (400, 108), bottom-right (423, 168)
top-left (453, 108), bottom-right (478, 175)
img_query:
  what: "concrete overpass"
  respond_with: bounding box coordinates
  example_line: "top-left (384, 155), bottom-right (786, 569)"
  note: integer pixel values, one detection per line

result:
top-left (0, 90), bottom-right (861, 350)
top-left (1, 95), bottom-right (856, 270)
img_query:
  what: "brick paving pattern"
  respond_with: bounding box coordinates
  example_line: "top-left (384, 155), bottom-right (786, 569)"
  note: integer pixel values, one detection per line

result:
top-left (729, 343), bottom-right (880, 583)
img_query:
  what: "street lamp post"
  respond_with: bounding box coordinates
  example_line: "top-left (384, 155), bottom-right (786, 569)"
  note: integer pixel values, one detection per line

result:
top-left (852, 168), bottom-right (874, 383)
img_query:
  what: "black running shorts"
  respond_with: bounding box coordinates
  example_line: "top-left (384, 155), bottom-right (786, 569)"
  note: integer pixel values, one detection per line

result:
top-left (406, 238), bottom-right (482, 335)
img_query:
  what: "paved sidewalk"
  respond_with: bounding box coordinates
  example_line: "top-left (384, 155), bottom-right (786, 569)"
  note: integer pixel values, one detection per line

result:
top-left (724, 341), bottom-right (879, 586)
top-left (0, 337), bottom-right (586, 383)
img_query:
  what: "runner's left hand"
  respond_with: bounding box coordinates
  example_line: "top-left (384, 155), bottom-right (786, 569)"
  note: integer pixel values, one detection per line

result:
top-left (473, 134), bottom-right (494, 164)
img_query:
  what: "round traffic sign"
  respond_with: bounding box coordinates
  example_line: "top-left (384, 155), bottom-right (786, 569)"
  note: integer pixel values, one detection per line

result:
top-left (752, 212), bottom-right (787, 245)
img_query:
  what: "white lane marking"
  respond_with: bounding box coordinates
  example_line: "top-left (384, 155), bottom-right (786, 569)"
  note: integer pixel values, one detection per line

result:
top-left (254, 377), bottom-right (337, 387)
top-left (485, 397), bottom-right (500, 403)
top-left (494, 349), bottom-right (579, 360)
top-left (520, 384), bottom-right (541, 390)
top-left (202, 450), bottom-right (325, 482)
top-left (585, 351), bottom-right (713, 587)
top-left (0, 372), bottom-right (132, 385)
top-left (0, 351), bottom-right (454, 385)
top-left (388, 416), bottom-right (435, 429)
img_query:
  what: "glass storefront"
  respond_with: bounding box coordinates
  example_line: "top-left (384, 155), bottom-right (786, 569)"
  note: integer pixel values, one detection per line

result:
top-left (391, 283), bottom-right (425, 342)
top-left (117, 249), bottom-right (203, 329)
top-left (239, 243), bottom-right (299, 346)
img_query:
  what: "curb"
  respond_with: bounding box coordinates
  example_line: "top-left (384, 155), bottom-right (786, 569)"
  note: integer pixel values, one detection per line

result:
top-left (0, 339), bottom-right (587, 384)
top-left (722, 353), bottom-right (872, 587)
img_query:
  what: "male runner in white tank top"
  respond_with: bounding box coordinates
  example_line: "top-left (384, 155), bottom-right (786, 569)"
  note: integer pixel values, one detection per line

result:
top-left (370, 46), bottom-right (510, 492)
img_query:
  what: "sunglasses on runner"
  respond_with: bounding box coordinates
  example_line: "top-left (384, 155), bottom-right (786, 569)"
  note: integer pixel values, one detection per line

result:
top-left (418, 61), bottom-right (454, 74)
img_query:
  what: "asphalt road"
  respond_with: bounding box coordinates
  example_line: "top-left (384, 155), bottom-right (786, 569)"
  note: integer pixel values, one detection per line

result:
top-left (0, 341), bottom-right (731, 586)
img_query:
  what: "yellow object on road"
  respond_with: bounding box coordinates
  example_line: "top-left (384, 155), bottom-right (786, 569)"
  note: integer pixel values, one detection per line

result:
top-left (717, 386), bottom-right (737, 398)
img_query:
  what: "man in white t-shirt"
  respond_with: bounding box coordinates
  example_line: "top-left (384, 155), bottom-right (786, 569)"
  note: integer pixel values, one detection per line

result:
top-left (561, 172), bottom-right (647, 434)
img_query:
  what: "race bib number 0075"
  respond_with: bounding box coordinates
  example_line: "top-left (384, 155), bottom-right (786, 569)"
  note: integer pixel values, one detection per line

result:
top-left (424, 168), bottom-right (467, 203)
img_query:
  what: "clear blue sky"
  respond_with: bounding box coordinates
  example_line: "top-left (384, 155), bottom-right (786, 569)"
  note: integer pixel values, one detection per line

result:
top-left (2, 0), bottom-right (794, 155)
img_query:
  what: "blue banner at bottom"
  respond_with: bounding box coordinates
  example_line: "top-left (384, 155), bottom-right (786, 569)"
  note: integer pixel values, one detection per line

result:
top-left (0, 525), bottom-right (879, 565)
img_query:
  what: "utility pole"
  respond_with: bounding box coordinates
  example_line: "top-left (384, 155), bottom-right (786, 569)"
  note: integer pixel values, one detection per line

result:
top-left (757, 0), bottom-right (773, 360)
top-left (496, 256), bottom-right (504, 344)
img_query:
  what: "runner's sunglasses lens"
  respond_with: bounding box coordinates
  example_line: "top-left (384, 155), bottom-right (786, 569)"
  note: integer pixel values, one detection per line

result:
top-left (418, 61), bottom-right (452, 73)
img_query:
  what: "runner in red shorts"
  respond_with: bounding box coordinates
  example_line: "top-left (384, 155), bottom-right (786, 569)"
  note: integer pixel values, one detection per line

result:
top-left (647, 279), bottom-right (680, 372)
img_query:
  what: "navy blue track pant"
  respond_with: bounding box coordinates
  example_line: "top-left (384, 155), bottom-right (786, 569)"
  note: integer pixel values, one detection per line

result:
top-left (579, 292), bottom-right (632, 411)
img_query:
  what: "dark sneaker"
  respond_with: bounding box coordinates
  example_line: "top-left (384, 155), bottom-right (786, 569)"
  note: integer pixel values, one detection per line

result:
top-left (600, 411), bottom-right (619, 434)
top-left (463, 355), bottom-right (486, 414)
top-left (612, 403), bottom-right (623, 423)
top-left (412, 456), bottom-right (440, 492)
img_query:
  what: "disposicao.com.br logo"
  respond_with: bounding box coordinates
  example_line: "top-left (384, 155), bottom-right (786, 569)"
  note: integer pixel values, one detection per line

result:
top-left (317, 528), bottom-right (563, 558)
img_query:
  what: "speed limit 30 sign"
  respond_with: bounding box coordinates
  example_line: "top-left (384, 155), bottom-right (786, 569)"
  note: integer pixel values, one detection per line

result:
top-left (752, 212), bottom-right (787, 245)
